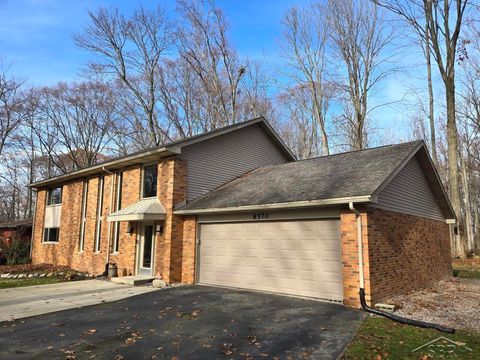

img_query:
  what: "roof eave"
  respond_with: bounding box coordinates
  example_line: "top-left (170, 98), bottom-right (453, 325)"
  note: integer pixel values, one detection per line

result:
top-left (174, 195), bottom-right (372, 215)
top-left (29, 146), bottom-right (177, 188)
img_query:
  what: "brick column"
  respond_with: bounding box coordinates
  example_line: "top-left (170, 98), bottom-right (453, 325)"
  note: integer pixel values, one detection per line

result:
top-left (341, 210), bottom-right (372, 308)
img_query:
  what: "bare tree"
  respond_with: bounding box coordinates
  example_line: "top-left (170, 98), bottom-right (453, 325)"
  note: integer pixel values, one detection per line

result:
top-left (0, 63), bottom-right (27, 157)
top-left (424, 18), bottom-right (438, 164)
top-left (75, 6), bottom-right (173, 146)
top-left (34, 82), bottom-right (119, 173)
top-left (328, 0), bottom-right (393, 150)
top-left (282, 4), bottom-right (333, 155)
top-left (176, 0), bottom-right (247, 130)
top-left (376, 0), bottom-right (469, 257)
top-left (278, 85), bottom-right (322, 159)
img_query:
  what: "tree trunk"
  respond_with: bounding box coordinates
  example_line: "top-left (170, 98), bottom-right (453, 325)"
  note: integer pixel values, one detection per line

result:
top-left (445, 76), bottom-right (466, 257)
top-left (425, 23), bottom-right (437, 164)
top-left (460, 154), bottom-right (474, 253)
top-left (320, 127), bottom-right (329, 156)
top-left (473, 174), bottom-right (480, 253)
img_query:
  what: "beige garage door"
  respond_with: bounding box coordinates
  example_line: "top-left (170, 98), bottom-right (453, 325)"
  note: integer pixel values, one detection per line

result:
top-left (198, 219), bottom-right (343, 301)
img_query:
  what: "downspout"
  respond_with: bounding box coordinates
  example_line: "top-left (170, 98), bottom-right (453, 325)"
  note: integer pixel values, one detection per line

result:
top-left (348, 202), bottom-right (454, 333)
top-left (103, 167), bottom-right (115, 275)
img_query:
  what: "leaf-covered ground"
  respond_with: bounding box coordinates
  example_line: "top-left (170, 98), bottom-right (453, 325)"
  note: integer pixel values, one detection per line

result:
top-left (0, 263), bottom-right (74, 275)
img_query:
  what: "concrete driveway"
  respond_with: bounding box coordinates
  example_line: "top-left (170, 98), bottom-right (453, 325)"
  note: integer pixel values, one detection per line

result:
top-left (0, 279), bottom-right (158, 322)
top-left (0, 285), bottom-right (365, 360)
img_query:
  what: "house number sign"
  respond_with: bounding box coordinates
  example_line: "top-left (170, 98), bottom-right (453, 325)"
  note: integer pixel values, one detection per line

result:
top-left (252, 212), bottom-right (269, 220)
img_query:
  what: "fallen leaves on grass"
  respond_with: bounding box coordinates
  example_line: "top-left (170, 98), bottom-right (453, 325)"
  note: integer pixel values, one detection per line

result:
top-left (0, 263), bottom-right (73, 275)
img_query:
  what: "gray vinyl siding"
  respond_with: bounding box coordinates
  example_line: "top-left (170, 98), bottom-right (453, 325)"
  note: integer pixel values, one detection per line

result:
top-left (375, 155), bottom-right (445, 220)
top-left (181, 123), bottom-right (290, 202)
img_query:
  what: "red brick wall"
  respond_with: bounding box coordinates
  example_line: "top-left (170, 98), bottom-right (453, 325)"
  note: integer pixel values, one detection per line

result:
top-left (154, 158), bottom-right (197, 284)
top-left (366, 208), bottom-right (452, 302)
top-left (31, 157), bottom-right (197, 282)
top-left (340, 207), bottom-right (451, 308)
top-left (341, 210), bottom-right (372, 308)
top-left (31, 189), bottom-right (46, 264)
top-left (111, 166), bottom-right (141, 276)
top-left (31, 170), bottom-right (135, 275)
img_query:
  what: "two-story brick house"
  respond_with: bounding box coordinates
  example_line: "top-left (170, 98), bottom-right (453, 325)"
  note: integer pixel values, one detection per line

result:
top-left (30, 117), bottom-right (455, 308)
top-left (30, 118), bottom-right (293, 284)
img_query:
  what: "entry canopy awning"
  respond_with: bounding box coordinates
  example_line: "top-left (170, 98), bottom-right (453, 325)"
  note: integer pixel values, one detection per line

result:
top-left (107, 198), bottom-right (166, 222)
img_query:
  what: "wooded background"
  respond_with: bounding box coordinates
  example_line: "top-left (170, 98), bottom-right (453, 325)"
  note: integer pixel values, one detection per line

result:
top-left (0, 0), bottom-right (478, 257)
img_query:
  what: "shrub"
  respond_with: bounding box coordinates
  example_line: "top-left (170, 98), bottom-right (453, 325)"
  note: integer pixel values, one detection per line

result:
top-left (3, 237), bottom-right (30, 265)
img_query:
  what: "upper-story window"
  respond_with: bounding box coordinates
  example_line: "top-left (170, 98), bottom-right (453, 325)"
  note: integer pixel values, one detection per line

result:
top-left (142, 164), bottom-right (157, 198)
top-left (47, 186), bottom-right (62, 206)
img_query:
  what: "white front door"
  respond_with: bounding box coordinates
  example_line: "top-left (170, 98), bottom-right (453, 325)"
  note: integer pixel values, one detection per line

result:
top-left (138, 223), bottom-right (155, 276)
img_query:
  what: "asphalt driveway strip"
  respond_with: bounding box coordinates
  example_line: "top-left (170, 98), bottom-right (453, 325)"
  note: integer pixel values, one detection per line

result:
top-left (0, 285), bottom-right (365, 360)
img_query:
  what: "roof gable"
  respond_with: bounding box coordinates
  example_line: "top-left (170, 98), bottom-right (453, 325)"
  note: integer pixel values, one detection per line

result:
top-left (30, 117), bottom-right (294, 188)
top-left (372, 143), bottom-right (455, 220)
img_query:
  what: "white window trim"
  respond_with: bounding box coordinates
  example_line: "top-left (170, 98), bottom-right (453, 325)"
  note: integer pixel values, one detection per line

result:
top-left (94, 176), bottom-right (104, 253)
top-left (141, 163), bottom-right (158, 199)
top-left (79, 180), bottom-right (88, 252)
top-left (112, 171), bottom-right (123, 254)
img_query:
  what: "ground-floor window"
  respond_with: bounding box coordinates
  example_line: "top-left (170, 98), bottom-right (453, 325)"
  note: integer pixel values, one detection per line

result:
top-left (43, 227), bottom-right (59, 243)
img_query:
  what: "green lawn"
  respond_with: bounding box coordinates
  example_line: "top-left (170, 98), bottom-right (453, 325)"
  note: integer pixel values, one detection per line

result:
top-left (343, 316), bottom-right (480, 359)
top-left (0, 277), bottom-right (65, 289)
top-left (453, 257), bottom-right (480, 279)
top-left (453, 265), bottom-right (480, 279)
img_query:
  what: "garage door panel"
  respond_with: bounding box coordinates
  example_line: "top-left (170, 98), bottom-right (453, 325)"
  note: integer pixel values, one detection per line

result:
top-left (198, 219), bottom-right (343, 302)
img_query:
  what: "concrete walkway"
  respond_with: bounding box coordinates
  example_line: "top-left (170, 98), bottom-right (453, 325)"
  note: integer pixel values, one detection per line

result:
top-left (0, 279), bottom-right (158, 322)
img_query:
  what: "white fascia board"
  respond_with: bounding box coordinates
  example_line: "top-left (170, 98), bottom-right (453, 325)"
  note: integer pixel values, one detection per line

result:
top-left (174, 195), bottom-right (372, 215)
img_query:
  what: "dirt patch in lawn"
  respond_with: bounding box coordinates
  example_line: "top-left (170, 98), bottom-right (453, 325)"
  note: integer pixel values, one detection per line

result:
top-left (385, 277), bottom-right (480, 332)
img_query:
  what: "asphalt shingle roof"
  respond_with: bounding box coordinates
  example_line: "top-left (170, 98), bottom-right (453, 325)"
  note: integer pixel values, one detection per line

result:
top-left (179, 141), bottom-right (423, 211)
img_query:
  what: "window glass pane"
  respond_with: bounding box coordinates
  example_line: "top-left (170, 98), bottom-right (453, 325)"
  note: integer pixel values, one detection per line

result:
top-left (142, 225), bottom-right (153, 268)
top-left (49, 228), bottom-right (59, 242)
top-left (44, 228), bottom-right (59, 242)
top-left (47, 187), bottom-right (62, 205)
top-left (143, 165), bottom-right (157, 198)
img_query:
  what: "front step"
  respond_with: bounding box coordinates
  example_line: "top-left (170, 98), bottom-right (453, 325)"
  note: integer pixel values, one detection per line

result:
top-left (110, 275), bottom-right (154, 286)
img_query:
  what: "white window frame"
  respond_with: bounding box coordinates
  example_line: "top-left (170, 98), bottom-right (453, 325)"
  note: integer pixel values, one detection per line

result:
top-left (141, 163), bottom-right (158, 198)
top-left (112, 171), bottom-right (123, 254)
top-left (94, 176), bottom-right (104, 253)
top-left (78, 180), bottom-right (88, 252)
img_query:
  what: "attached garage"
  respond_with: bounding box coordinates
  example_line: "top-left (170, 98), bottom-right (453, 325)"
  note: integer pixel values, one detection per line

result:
top-left (197, 219), bottom-right (343, 301)
top-left (176, 140), bottom-right (456, 308)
